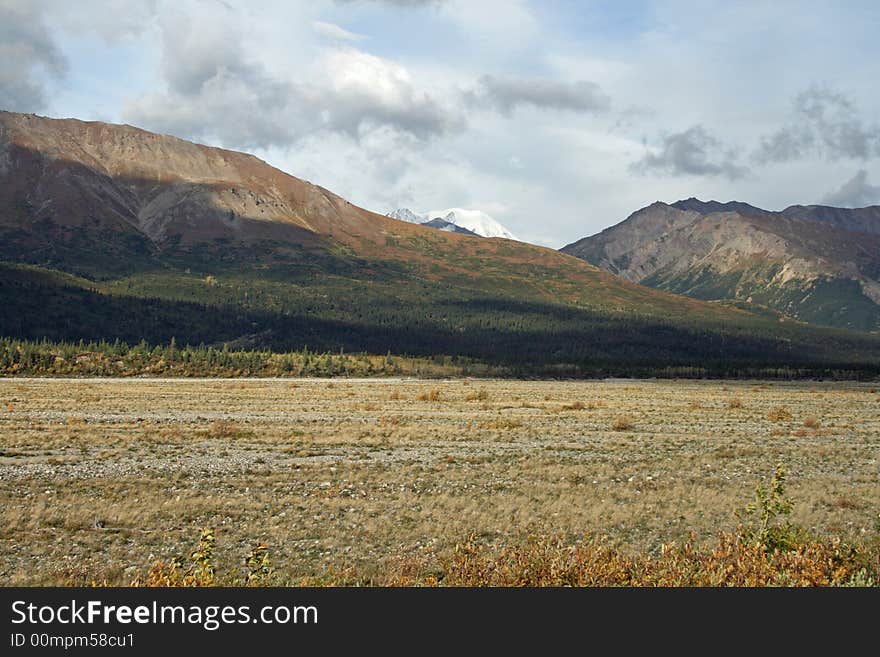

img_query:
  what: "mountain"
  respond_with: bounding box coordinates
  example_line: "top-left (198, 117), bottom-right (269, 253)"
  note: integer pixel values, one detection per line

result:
top-left (561, 197), bottom-right (880, 332)
top-left (431, 208), bottom-right (518, 240)
top-left (2, 111), bottom-right (880, 375)
top-left (387, 207), bottom-right (517, 239)
top-left (420, 217), bottom-right (478, 235)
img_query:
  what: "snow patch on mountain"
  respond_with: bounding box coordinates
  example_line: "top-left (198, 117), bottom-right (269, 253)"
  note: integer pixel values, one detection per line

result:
top-left (386, 207), bottom-right (517, 240)
top-left (386, 208), bottom-right (423, 224)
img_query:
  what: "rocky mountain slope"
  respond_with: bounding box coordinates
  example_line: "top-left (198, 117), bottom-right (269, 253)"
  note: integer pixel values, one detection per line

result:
top-left (562, 198), bottom-right (880, 332)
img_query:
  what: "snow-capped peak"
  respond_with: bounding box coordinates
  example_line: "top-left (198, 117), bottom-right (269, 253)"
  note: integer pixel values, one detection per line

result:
top-left (430, 208), bottom-right (517, 240)
top-left (386, 207), bottom-right (517, 240)
top-left (386, 208), bottom-right (423, 224)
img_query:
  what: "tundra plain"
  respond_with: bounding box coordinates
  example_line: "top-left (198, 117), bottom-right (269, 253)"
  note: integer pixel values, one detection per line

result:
top-left (0, 378), bottom-right (877, 585)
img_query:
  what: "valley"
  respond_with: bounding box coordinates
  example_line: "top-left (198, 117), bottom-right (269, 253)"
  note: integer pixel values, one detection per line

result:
top-left (1, 377), bottom-right (877, 585)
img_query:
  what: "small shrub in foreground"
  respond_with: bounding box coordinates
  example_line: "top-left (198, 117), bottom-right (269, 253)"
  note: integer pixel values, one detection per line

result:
top-left (768, 406), bottom-right (792, 422)
top-left (416, 388), bottom-right (442, 402)
top-left (133, 528), bottom-right (216, 587)
top-left (466, 389), bottom-right (489, 402)
top-left (736, 463), bottom-right (805, 552)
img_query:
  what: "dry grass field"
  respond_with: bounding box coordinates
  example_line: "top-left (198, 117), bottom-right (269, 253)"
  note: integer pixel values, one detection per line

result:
top-left (0, 377), bottom-right (878, 585)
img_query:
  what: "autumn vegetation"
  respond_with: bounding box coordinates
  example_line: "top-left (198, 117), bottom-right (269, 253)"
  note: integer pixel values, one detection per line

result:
top-left (3, 378), bottom-right (877, 587)
top-left (134, 466), bottom-right (879, 587)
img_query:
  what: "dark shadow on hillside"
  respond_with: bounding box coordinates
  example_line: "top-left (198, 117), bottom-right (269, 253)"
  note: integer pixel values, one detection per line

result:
top-left (3, 263), bottom-right (880, 377)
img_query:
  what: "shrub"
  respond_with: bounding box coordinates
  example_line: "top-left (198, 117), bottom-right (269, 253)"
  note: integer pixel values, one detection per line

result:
top-left (384, 532), bottom-right (872, 587)
top-left (134, 528), bottom-right (216, 587)
top-left (416, 388), bottom-right (442, 402)
top-left (205, 420), bottom-right (239, 439)
top-left (611, 415), bottom-right (634, 431)
top-left (244, 543), bottom-right (275, 586)
top-left (767, 406), bottom-right (792, 422)
top-left (803, 416), bottom-right (821, 429)
top-left (480, 418), bottom-right (523, 430)
top-left (727, 398), bottom-right (744, 409)
top-left (466, 389), bottom-right (489, 402)
top-left (736, 463), bottom-right (805, 552)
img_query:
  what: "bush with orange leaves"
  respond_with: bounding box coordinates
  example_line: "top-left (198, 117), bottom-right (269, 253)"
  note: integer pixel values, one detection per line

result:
top-left (388, 531), bottom-right (873, 587)
top-left (130, 527), bottom-right (877, 588)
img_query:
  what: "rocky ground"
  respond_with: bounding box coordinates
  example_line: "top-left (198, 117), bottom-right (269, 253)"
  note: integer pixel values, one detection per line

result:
top-left (1, 377), bottom-right (878, 584)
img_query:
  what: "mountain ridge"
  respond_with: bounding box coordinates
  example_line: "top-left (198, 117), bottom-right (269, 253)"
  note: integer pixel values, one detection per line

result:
top-left (562, 198), bottom-right (880, 331)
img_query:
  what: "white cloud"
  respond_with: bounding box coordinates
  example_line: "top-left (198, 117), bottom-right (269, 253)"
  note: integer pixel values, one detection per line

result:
top-left (317, 48), bottom-right (463, 139)
top-left (312, 20), bottom-right (366, 42)
top-left (335, 0), bottom-right (445, 6)
top-left (123, 7), bottom-right (463, 149)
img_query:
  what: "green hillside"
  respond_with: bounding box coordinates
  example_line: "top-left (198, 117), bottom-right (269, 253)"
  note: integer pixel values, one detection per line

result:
top-left (3, 260), bottom-right (880, 378)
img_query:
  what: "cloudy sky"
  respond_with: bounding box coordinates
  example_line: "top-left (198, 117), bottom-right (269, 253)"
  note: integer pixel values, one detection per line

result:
top-left (3, 0), bottom-right (880, 246)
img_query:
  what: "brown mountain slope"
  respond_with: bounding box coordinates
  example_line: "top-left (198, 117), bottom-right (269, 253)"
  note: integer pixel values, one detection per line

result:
top-left (0, 111), bottom-right (750, 321)
top-left (562, 198), bottom-right (880, 331)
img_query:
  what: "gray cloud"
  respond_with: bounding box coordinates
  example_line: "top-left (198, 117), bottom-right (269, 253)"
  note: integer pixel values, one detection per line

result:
top-left (320, 89), bottom-right (462, 142)
top-left (468, 75), bottom-right (611, 116)
top-left (125, 74), bottom-right (307, 152)
top-left (127, 75), bottom-right (460, 151)
top-left (821, 170), bottom-right (880, 207)
top-left (756, 86), bottom-right (880, 163)
top-left (123, 8), bottom-right (305, 150)
top-left (159, 11), bottom-right (254, 97)
top-left (125, 10), bottom-right (461, 151)
top-left (0, 0), bottom-right (68, 112)
top-left (631, 125), bottom-right (748, 179)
